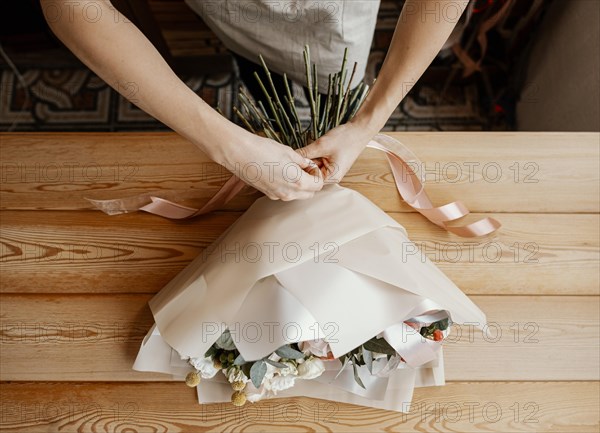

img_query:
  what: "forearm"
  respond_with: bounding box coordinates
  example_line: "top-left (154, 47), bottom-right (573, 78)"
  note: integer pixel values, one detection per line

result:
top-left (40, 0), bottom-right (241, 161)
top-left (353, 0), bottom-right (470, 134)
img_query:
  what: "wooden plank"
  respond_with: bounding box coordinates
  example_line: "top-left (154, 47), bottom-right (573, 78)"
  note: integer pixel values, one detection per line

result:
top-left (0, 210), bottom-right (239, 294)
top-left (1, 211), bottom-right (597, 295)
top-left (1, 132), bottom-right (598, 213)
top-left (1, 295), bottom-right (597, 381)
top-left (0, 382), bottom-right (597, 432)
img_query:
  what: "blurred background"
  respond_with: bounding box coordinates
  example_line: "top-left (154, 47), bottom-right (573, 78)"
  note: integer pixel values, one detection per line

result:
top-left (1, 0), bottom-right (598, 133)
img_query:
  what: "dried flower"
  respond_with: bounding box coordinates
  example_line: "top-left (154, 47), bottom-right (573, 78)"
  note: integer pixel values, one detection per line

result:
top-left (299, 339), bottom-right (331, 358)
top-left (226, 366), bottom-right (249, 385)
top-left (231, 391), bottom-right (247, 406)
top-left (190, 356), bottom-right (220, 379)
top-left (297, 358), bottom-right (326, 380)
top-left (263, 374), bottom-right (296, 394)
top-left (231, 380), bottom-right (246, 391)
top-left (278, 361), bottom-right (298, 377)
top-left (185, 371), bottom-right (201, 387)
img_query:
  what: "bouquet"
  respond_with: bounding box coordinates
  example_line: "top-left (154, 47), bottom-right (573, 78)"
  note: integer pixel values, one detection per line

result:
top-left (126, 47), bottom-right (500, 412)
top-left (182, 314), bottom-right (450, 406)
top-left (233, 46), bottom-right (369, 147)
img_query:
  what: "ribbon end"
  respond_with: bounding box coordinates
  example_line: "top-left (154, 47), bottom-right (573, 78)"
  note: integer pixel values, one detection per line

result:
top-left (84, 197), bottom-right (134, 216)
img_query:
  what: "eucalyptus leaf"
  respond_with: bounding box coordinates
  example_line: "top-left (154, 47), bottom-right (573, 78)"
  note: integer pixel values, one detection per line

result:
top-left (250, 360), bottom-right (268, 388)
top-left (275, 345), bottom-right (304, 360)
top-left (233, 353), bottom-right (245, 366)
top-left (265, 358), bottom-right (289, 369)
top-left (204, 345), bottom-right (218, 359)
top-left (352, 362), bottom-right (366, 389)
top-left (363, 348), bottom-right (373, 374)
top-left (363, 337), bottom-right (397, 356)
top-left (215, 330), bottom-right (236, 351)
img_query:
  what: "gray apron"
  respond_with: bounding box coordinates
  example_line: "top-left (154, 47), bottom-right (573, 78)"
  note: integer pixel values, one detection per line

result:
top-left (185, 0), bottom-right (381, 92)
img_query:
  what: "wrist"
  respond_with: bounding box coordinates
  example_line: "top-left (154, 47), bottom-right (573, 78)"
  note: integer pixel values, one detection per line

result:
top-left (349, 112), bottom-right (382, 144)
top-left (188, 106), bottom-right (252, 168)
top-left (350, 105), bottom-right (386, 139)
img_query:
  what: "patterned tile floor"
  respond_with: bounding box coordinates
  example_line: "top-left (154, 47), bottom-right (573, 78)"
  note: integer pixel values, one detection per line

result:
top-left (0, 0), bottom-right (509, 132)
top-left (0, 63), bottom-right (506, 132)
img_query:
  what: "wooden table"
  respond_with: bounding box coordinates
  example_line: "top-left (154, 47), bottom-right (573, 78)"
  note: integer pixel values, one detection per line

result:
top-left (1, 132), bottom-right (598, 432)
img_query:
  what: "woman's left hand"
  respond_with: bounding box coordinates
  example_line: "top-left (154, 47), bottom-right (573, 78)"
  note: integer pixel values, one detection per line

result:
top-left (298, 122), bottom-right (375, 184)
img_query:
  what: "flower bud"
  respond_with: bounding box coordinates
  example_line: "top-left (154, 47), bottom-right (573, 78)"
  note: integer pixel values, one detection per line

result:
top-left (231, 380), bottom-right (246, 391)
top-left (185, 371), bottom-right (201, 387)
top-left (231, 391), bottom-right (247, 406)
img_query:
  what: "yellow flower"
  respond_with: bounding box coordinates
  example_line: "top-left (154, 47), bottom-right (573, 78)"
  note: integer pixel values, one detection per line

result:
top-left (185, 371), bottom-right (201, 387)
top-left (231, 391), bottom-right (247, 407)
top-left (231, 380), bottom-right (246, 391)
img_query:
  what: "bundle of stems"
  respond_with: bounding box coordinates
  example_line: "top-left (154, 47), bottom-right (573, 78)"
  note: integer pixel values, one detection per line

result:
top-left (234, 46), bottom-right (370, 149)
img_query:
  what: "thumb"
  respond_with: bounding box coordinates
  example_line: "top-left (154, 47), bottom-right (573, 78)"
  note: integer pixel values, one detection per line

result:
top-left (290, 148), bottom-right (318, 171)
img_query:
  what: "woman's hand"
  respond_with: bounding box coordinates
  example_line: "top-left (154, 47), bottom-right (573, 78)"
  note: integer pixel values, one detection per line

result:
top-left (216, 130), bottom-right (324, 201)
top-left (298, 121), bottom-right (374, 183)
top-left (41, 0), bottom-right (323, 202)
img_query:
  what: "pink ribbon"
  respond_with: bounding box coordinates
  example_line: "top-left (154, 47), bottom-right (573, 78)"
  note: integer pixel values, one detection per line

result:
top-left (367, 135), bottom-right (501, 237)
top-left (86, 134), bottom-right (500, 237)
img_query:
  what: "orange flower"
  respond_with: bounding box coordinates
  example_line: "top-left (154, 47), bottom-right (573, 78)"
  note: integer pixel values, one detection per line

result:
top-left (319, 351), bottom-right (336, 360)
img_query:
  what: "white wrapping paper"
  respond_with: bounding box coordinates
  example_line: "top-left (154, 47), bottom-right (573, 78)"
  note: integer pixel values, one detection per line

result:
top-left (134, 184), bottom-right (486, 411)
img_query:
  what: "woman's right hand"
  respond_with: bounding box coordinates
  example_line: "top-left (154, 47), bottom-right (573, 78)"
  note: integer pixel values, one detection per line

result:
top-left (213, 130), bottom-right (324, 201)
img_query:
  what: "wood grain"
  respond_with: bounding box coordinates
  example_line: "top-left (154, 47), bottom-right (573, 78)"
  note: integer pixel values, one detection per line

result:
top-left (1, 211), bottom-right (597, 295)
top-left (1, 132), bottom-right (598, 213)
top-left (0, 381), bottom-right (597, 432)
top-left (1, 131), bottom-right (598, 432)
top-left (1, 294), bottom-right (598, 382)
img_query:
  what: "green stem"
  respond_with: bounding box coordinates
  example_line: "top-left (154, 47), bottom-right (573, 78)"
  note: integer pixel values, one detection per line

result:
top-left (338, 62), bottom-right (358, 124)
top-left (303, 46), bottom-right (318, 141)
top-left (283, 74), bottom-right (304, 142)
top-left (259, 55), bottom-right (283, 108)
top-left (233, 106), bottom-right (256, 133)
top-left (254, 71), bottom-right (288, 143)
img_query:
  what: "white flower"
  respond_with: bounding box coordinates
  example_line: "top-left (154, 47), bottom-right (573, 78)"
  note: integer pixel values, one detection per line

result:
top-left (278, 361), bottom-right (298, 377)
top-left (226, 366), bottom-right (249, 384)
top-left (299, 339), bottom-right (331, 358)
top-left (297, 358), bottom-right (325, 380)
top-left (189, 356), bottom-right (219, 379)
top-left (264, 374), bottom-right (296, 394)
top-left (268, 353), bottom-right (282, 363)
top-left (263, 361), bottom-right (277, 381)
top-left (245, 382), bottom-right (267, 403)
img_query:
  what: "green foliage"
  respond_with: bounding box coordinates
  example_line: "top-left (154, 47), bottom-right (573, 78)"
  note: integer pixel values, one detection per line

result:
top-left (362, 337), bottom-right (397, 357)
top-left (215, 329), bottom-right (236, 351)
top-left (250, 360), bottom-right (268, 388)
top-left (235, 46), bottom-right (370, 149)
top-left (275, 344), bottom-right (305, 360)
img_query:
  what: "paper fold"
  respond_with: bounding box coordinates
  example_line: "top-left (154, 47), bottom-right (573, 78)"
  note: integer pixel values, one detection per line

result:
top-left (135, 184), bottom-right (486, 412)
